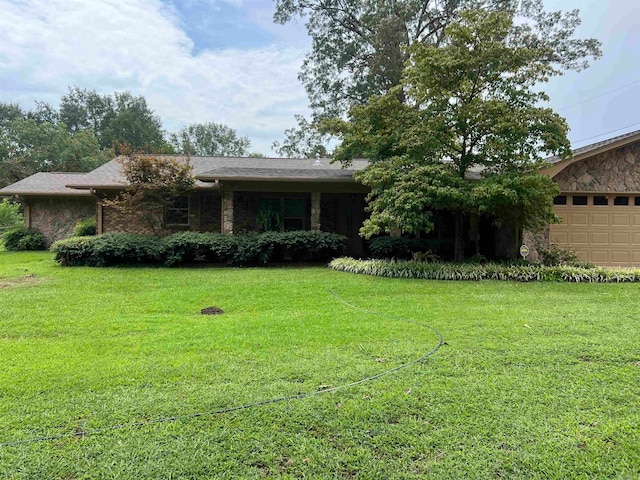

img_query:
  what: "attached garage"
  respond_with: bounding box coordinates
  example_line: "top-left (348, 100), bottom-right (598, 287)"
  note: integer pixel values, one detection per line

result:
top-left (549, 193), bottom-right (640, 266)
top-left (536, 129), bottom-right (640, 267)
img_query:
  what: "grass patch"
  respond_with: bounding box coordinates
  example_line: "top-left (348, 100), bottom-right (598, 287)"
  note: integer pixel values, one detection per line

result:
top-left (0, 251), bottom-right (639, 478)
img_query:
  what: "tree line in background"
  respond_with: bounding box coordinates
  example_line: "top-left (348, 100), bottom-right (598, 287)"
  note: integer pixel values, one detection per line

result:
top-left (0, 87), bottom-right (258, 187)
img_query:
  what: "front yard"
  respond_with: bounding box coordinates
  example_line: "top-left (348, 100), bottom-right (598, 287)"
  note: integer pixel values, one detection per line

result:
top-left (0, 252), bottom-right (639, 478)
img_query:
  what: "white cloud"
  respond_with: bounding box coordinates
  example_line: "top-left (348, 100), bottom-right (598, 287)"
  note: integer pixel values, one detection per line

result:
top-left (0, 0), bottom-right (310, 154)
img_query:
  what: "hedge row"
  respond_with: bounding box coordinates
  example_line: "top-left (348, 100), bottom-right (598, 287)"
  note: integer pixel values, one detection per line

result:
top-left (329, 257), bottom-right (640, 283)
top-left (51, 231), bottom-right (347, 267)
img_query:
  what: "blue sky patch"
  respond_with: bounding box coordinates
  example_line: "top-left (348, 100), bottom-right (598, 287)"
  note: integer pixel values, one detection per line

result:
top-left (167, 0), bottom-right (274, 53)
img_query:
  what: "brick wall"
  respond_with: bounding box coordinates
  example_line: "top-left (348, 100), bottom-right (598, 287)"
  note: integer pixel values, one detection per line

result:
top-left (101, 191), bottom-right (221, 235)
top-left (102, 203), bottom-right (157, 234)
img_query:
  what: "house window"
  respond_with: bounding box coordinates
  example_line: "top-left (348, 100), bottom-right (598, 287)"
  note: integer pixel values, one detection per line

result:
top-left (283, 198), bottom-right (305, 231)
top-left (593, 196), bottom-right (608, 206)
top-left (553, 195), bottom-right (567, 205)
top-left (635, 197), bottom-right (640, 206)
top-left (614, 196), bottom-right (629, 206)
top-left (257, 196), bottom-right (307, 232)
top-left (165, 195), bottom-right (189, 226)
top-left (572, 195), bottom-right (588, 206)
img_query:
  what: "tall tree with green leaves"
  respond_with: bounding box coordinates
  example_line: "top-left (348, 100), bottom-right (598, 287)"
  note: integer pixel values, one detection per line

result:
top-left (274, 0), bottom-right (601, 157)
top-left (60, 88), bottom-right (167, 153)
top-left (326, 8), bottom-right (595, 260)
top-left (169, 122), bottom-right (251, 157)
top-left (0, 110), bottom-right (111, 187)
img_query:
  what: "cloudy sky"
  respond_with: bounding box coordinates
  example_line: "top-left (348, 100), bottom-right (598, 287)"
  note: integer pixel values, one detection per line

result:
top-left (0, 0), bottom-right (638, 155)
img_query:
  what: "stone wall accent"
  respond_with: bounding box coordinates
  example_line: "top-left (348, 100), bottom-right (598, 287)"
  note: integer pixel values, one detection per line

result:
top-left (222, 190), bottom-right (234, 234)
top-left (310, 192), bottom-right (321, 231)
top-left (554, 142), bottom-right (640, 192)
top-left (523, 227), bottom-right (550, 262)
top-left (28, 197), bottom-right (97, 245)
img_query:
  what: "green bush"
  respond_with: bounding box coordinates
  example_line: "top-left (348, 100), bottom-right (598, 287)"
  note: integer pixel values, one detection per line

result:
top-left (162, 232), bottom-right (257, 266)
top-left (3, 227), bottom-right (46, 251)
top-left (0, 199), bottom-right (23, 234)
top-left (50, 236), bottom-right (97, 266)
top-left (52, 231), bottom-right (347, 267)
top-left (52, 234), bottom-right (165, 266)
top-left (369, 236), bottom-right (452, 260)
top-left (329, 257), bottom-right (640, 283)
top-left (73, 218), bottom-right (97, 237)
top-left (536, 244), bottom-right (584, 266)
top-left (258, 231), bottom-right (347, 263)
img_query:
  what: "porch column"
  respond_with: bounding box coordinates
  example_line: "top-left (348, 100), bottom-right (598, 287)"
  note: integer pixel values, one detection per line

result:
top-left (221, 190), bottom-right (234, 235)
top-left (310, 192), bottom-right (321, 231)
top-left (21, 198), bottom-right (31, 228)
top-left (96, 200), bottom-right (103, 234)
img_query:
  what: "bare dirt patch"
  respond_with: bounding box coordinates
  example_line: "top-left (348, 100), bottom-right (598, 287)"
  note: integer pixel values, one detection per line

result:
top-left (0, 274), bottom-right (40, 289)
top-left (201, 306), bottom-right (224, 315)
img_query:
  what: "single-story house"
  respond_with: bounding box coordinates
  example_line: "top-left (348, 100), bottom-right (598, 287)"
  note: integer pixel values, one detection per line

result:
top-left (2, 128), bottom-right (640, 265)
top-left (0, 156), bottom-right (371, 256)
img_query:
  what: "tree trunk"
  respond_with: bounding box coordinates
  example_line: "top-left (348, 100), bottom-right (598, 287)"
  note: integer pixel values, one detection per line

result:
top-left (454, 211), bottom-right (465, 262)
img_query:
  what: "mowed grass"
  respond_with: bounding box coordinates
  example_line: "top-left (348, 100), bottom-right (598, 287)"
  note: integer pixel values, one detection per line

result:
top-left (0, 252), bottom-right (639, 479)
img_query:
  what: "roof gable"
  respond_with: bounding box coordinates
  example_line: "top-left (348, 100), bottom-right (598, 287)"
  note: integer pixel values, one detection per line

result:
top-left (542, 128), bottom-right (640, 178)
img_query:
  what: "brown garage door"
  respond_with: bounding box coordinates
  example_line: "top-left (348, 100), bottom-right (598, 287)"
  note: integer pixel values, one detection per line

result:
top-left (550, 194), bottom-right (640, 266)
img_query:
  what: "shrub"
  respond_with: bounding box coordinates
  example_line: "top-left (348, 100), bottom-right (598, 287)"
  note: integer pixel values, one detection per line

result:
top-left (52, 234), bottom-right (165, 266)
top-left (369, 236), bottom-right (452, 260)
top-left (162, 232), bottom-right (255, 266)
top-left (329, 257), bottom-right (640, 283)
top-left (73, 218), bottom-right (97, 237)
top-left (536, 244), bottom-right (592, 267)
top-left (0, 199), bottom-right (23, 234)
top-left (3, 227), bottom-right (46, 251)
top-left (50, 236), bottom-right (97, 266)
top-left (52, 231), bottom-right (348, 267)
top-left (259, 231), bottom-right (347, 263)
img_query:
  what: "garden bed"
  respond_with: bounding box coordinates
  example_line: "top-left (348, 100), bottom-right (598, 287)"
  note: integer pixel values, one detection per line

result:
top-left (329, 257), bottom-right (640, 282)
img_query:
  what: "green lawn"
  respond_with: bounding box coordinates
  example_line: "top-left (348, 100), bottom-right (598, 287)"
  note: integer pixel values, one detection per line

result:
top-left (0, 252), bottom-right (639, 479)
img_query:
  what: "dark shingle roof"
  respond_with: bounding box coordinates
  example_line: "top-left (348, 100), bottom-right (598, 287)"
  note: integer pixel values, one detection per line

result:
top-left (197, 157), bottom-right (367, 182)
top-left (65, 156), bottom-right (368, 188)
top-left (0, 172), bottom-right (93, 196)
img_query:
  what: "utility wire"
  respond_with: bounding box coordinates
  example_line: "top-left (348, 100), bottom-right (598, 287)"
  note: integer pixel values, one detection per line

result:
top-left (571, 121), bottom-right (640, 146)
top-left (0, 291), bottom-right (443, 448)
top-left (557, 78), bottom-right (640, 112)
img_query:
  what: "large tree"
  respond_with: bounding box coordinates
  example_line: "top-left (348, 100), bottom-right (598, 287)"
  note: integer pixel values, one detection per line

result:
top-left (326, 8), bottom-right (592, 260)
top-left (60, 88), bottom-right (167, 153)
top-left (274, 0), bottom-right (601, 157)
top-left (169, 122), bottom-right (251, 157)
top-left (0, 105), bottom-right (111, 187)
